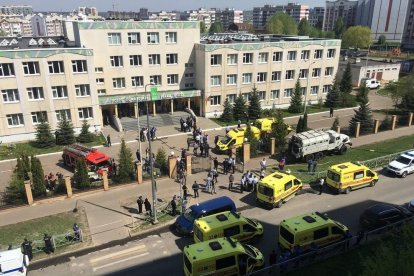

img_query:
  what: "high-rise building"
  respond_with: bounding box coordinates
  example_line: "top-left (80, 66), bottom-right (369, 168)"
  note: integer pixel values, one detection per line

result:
top-left (78, 7), bottom-right (98, 16)
top-left (243, 10), bottom-right (253, 23)
top-left (323, 0), bottom-right (357, 31)
top-left (31, 14), bottom-right (64, 37)
top-left (309, 7), bottom-right (325, 28)
top-left (253, 3), bottom-right (309, 30)
top-left (355, 0), bottom-right (409, 43)
top-left (216, 8), bottom-right (243, 29)
top-left (402, 0), bottom-right (414, 49)
top-left (0, 5), bottom-right (33, 16)
top-left (180, 8), bottom-right (216, 29)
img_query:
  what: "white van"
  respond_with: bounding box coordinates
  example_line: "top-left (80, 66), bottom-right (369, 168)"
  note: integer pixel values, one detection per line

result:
top-left (387, 151), bottom-right (414, 178)
top-left (364, 79), bottom-right (381, 89)
top-left (0, 249), bottom-right (29, 275)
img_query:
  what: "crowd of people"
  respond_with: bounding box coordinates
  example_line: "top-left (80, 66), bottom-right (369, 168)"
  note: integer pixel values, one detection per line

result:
top-left (44, 172), bottom-right (64, 191)
top-left (180, 116), bottom-right (195, 133)
top-left (139, 126), bottom-right (157, 142)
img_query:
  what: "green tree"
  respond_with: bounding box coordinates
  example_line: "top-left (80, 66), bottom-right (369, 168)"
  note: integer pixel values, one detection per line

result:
top-left (270, 110), bottom-right (290, 153)
top-left (4, 173), bottom-right (26, 204)
top-left (333, 17), bottom-right (345, 38)
top-left (200, 21), bottom-right (206, 34)
top-left (342, 25), bottom-right (372, 48)
top-left (15, 155), bottom-right (30, 181)
top-left (340, 62), bottom-right (353, 94)
top-left (34, 120), bottom-right (55, 148)
top-left (265, 13), bottom-right (298, 35)
top-left (30, 156), bottom-right (46, 197)
top-left (356, 83), bottom-right (369, 103)
top-left (266, 18), bottom-right (284, 34)
top-left (380, 113), bottom-right (391, 131)
top-left (296, 116), bottom-right (304, 133)
top-left (288, 79), bottom-right (303, 113)
top-left (384, 82), bottom-right (403, 110)
top-left (221, 98), bottom-right (234, 122)
top-left (397, 74), bottom-right (414, 112)
top-left (248, 87), bottom-right (262, 120)
top-left (298, 18), bottom-right (312, 36)
top-left (209, 22), bottom-right (224, 33)
top-left (244, 124), bottom-right (258, 157)
top-left (302, 112), bottom-right (308, 131)
top-left (323, 31), bottom-right (336, 39)
top-left (378, 35), bottom-right (386, 45)
top-left (77, 120), bottom-right (95, 143)
top-left (117, 139), bottom-right (135, 182)
top-left (349, 87), bottom-right (373, 135)
top-left (325, 78), bottom-right (342, 108)
top-left (56, 115), bottom-right (75, 145)
top-left (155, 148), bottom-right (168, 175)
top-left (73, 158), bottom-right (91, 189)
top-left (331, 116), bottom-right (340, 131)
top-left (233, 94), bottom-right (247, 122)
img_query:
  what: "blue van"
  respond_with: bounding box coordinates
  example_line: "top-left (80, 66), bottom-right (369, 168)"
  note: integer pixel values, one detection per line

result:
top-left (175, 196), bottom-right (236, 235)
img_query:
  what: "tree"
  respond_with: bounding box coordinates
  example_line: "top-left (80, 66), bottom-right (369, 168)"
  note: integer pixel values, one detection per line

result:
top-left (333, 17), bottom-right (345, 39)
top-left (270, 110), bottom-right (290, 153)
top-left (378, 35), bottom-right (386, 45)
top-left (4, 173), bottom-right (26, 204)
top-left (298, 18), bottom-right (312, 36)
top-left (209, 22), bottom-right (224, 33)
top-left (233, 94), bottom-right (247, 122)
top-left (288, 79), bottom-right (303, 113)
top-left (296, 116), bottom-right (304, 133)
top-left (397, 74), bottom-right (414, 112)
top-left (73, 158), bottom-right (90, 189)
top-left (221, 98), bottom-right (234, 122)
top-left (302, 112), bottom-right (308, 131)
top-left (340, 62), bottom-right (353, 95)
top-left (342, 26), bottom-right (372, 48)
top-left (356, 83), bottom-right (369, 103)
top-left (265, 13), bottom-right (298, 35)
top-left (349, 87), bottom-right (373, 135)
top-left (200, 21), bottom-right (206, 34)
top-left (331, 116), bottom-right (340, 131)
top-left (15, 155), bottom-right (30, 181)
top-left (244, 124), bottom-right (258, 157)
top-left (30, 156), bottom-right (46, 197)
top-left (117, 139), bottom-right (135, 182)
top-left (77, 120), bottom-right (95, 143)
top-left (325, 80), bottom-right (342, 108)
top-left (248, 87), bottom-right (262, 120)
top-left (155, 148), bottom-right (168, 175)
top-left (34, 120), bottom-right (55, 148)
top-left (56, 115), bottom-right (75, 145)
top-left (380, 113), bottom-right (391, 131)
top-left (385, 82), bottom-right (403, 110)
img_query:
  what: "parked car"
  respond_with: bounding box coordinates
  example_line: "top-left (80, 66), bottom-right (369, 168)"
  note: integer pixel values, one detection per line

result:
top-left (359, 203), bottom-right (412, 230)
top-left (407, 199), bottom-right (414, 213)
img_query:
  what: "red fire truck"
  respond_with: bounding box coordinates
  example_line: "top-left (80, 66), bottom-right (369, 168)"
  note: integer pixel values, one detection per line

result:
top-left (62, 144), bottom-right (113, 178)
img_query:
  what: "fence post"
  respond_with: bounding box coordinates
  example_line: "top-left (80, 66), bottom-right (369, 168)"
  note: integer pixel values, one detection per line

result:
top-left (335, 126), bottom-right (341, 134)
top-left (355, 122), bottom-right (361, 138)
top-left (270, 138), bottom-right (276, 156)
top-left (391, 115), bottom-right (397, 130)
top-left (24, 180), bottom-right (33, 206)
top-left (186, 154), bottom-right (192, 176)
top-left (168, 156), bottom-right (177, 179)
top-left (243, 142), bottom-right (250, 163)
top-left (80, 228), bottom-right (84, 242)
top-left (408, 112), bottom-right (413, 126)
top-left (102, 170), bottom-right (109, 191)
top-left (373, 119), bottom-right (379, 134)
top-left (52, 235), bottom-right (56, 250)
top-left (65, 176), bottom-right (72, 198)
top-left (136, 162), bottom-right (143, 184)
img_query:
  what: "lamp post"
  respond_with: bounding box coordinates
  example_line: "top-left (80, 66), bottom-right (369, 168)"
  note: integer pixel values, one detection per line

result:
top-left (303, 61), bottom-right (316, 114)
top-left (135, 87), bottom-right (142, 163)
top-left (145, 83), bottom-right (158, 224)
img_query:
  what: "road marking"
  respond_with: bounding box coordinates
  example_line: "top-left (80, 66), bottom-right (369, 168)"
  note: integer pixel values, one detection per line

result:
top-left (92, 252), bottom-right (149, 272)
top-left (90, 244), bottom-right (146, 264)
top-left (92, 220), bottom-right (123, 229)
top-left (0, 169), bottom-right (12, 173)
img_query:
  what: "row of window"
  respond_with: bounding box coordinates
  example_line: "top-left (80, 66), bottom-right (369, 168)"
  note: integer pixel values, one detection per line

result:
top-left (2, 85), bottom-right (91, 102)
top-left (0, 60), bottom-right (88, 77)
top-left (107, 31), bottom-right (177, 45)
top-left (210, 49), bottom-right (336, 66)
top-left (210, 68), bottom-right (334, 86)
top-left (110, 74), bottom-right (180, 88)
top-left (6, 108), bottom-right (93, 127)
top-left (108, 53), bottom-right (178, 67)
top-left (209, 85), bottom-right (332, 105)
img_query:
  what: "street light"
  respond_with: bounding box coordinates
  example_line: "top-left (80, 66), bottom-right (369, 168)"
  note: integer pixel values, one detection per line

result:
top-left (303, 61), bottom-right (316, 114)
top-left (135, 87), bottom-right (142, 163)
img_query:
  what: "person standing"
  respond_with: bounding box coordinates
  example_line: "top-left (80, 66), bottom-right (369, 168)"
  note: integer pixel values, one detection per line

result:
top-left (223, 159), bottom-right (228, 175)
top-left (21, 238), bottom-right (33, 261)
top-left (307, 158), bottom-right (313, 173)
top-left (136, 150), bottom-right (141, 163)
top-left (228, 173), bottom-right (234, 190)
top-left (213, 158), bottom-right (219, 171)
top-left (268, 250), bottom-right (277, 274)
top-left (171, 195), bottom-right (177, 216)
top-left (200, 142), bottom-right (204, 157)
top-left (312, 159), bottom-right (318, 174)
top-left (137, 196), bottom-right (143, 213)
top-left (192, 181), bottom-right (199, 198)
top-left (319, 177), bottom-right (324, 195)
top-left (144, 198), bottom-right (152, 215)
top-left (225, 126), bottom-right (230, 134)
top-left (43, 233), bottom-right (54, 254)
top-left (107, 134), bottom-right (111, 147)
top-left (73, 223), bottom-right (80, 241)
top-left (183, 184), bottom-right (188, 199)
top-left (214, 135), bottom-right (219, 145)
top-left (211, 179), bottom-right (216, 194)
top-left (279, 158), bottom-right (285, 171)
top-left (205, 174), bottom-right (212, 193)
top-left (260, 158), bottom-right (267, 171)
top-left (237, 120), bottom-right (241, 128)
top-left (330, 107), bottom-right (334, 118)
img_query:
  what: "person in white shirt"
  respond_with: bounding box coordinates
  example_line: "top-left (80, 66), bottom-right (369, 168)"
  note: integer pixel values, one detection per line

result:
top-left (260, 158), bottom-right (266, 171)
top-left (252, 176), bottom-right (258, 192)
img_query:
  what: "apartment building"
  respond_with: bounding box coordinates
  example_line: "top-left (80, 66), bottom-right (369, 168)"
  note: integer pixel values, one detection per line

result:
top-left (216, 9), bottom-right (243, 29)
top-left (403, 0), bottom-right (414, 49)
top-left (309, 7), bottom-right (325, 27)
top-left (323, 0), bottom-right (357, 31)
top-left (195, 35), bottom-right (341, 117)
top-left (0, 5), bottom-right (33, 16)
top-left (180, 8), bottom-right (216, 29)
top-left (253, 3), bottom-right (310, 30)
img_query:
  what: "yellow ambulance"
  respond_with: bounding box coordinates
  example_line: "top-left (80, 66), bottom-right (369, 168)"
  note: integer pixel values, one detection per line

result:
top-left (326, 162), bottom-right (379, 194)
top-left (256, 171), bottom-right (302, 208)
top-left (216, 126), bottom-right (260, 152)
top-left (279, 212), bottom-right (349, 252)
top-left (193, 211), bottom-right (263, 244)
top-left (183, 237), bottom-right (264, 276)
top-left (254, 118), bottom-right (292, 133)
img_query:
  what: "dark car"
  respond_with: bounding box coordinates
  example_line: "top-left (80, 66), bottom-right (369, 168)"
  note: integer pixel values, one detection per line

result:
top-left (359, 204), bottom-right (413, 230)
top-left (408, 199), bottom-right (414, 213)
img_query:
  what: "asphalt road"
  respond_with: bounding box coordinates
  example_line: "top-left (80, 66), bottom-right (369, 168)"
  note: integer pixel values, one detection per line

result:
top-left (28, 172), bottom-right (414, 276)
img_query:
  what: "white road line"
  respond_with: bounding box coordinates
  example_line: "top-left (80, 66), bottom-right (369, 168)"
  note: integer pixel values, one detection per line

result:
top-left (92, 252), bottom-right (149, 272)
top-left (90, 244), bottom-right (146, 263)
top-left (92, 220), bottom-right (123, 229)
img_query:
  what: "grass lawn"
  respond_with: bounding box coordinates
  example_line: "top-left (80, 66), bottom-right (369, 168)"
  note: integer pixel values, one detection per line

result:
top-left (0, 134), bottom-right (107, 161)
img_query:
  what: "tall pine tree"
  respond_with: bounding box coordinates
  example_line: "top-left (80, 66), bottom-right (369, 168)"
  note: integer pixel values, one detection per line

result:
top-left (77, 120), bottom-right (95, 143)
top-left (233, 93), bottom-right (247, 122)
top-left (56, 115), bottom-right (75, 145)
top-left (270, 110), bottom-right (290, 153)
top-left (325, 77), bottom-right (342, 108)
top-left (34, 120), bottom-right (55, 148)
top-left (30, 156), bottom-right (46, 197)
top-left (117, 139), bottom-right (135, 182)
top-left (288, 79), bottom-right (303, 113)
top-left (221, 98), bottom-right (234, 122)
top-left (248, 87), bottom-right (262, 120)
top-left (349, 87), bottom-right (373, 135)
top-left (244, 124), bottom-right (258, 156)
top-left (73, 158), bottom-right (91, 189)
top-left (296, 116), bottom-right (304, 133)
top-left (340, 62), bottom-right (353, 107)
top-left (302, 112), bottom-right (308, 131)
top-left (356, 82), bottom-right (369, 103)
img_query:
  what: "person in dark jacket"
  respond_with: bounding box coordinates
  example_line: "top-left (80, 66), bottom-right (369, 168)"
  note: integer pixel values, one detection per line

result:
top-left (144, 198), bottom-right (152, 216)
top-left (21, 238), bottom-right (33, 260)
top-left (171, 195), bottom-right (177, 216)
top-left (137, 196), bottom-right (143, 213)
top-left (192, 181), bottom-right (199, 198)
top-left (43, 233), bottom-right (54, 254)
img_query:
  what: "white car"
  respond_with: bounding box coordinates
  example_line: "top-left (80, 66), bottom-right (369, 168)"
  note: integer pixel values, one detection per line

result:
top-left (0, 248), bottom-right (29, 275)
top-left (364, 79), bottom-right (381, 89)
top-left (387, 151), bottom-right (414, 178)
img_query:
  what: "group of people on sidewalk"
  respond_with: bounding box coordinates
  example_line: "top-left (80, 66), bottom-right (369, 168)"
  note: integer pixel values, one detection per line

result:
top-left (136, 196), bottom-right (153, 216)
top-left (139, 127), bottom-right (157, 142)
top-left (180, 116), bottom-right (195, 133)
top-left (44, 172), bottom-right (64, 191)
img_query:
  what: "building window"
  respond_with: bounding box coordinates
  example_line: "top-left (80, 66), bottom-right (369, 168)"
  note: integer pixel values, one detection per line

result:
top-left (95, 67), bottom-right (103, 73)
top-left (110, 56), bottom-right (123, 67)
top-left (227, 94), bottom-right (236, 103)
top-left (210, 75), bottom-right (221, 86)
top-left (287, 51), bottom-right (297, 61)
top-left (270, 90), bottom-right (280, 99)
top-left (258, 91), bottom-right (266, 100)
top-left (272, 51), bottom-right (283, 62)
top-left (97, 89), bottom-right (106, 95)
top-left (167, 74), bottom-right (179, 85)
top-left (149, 75), bottom-right (162, 85)
top-left (243, 53), bottom-right (253, 64)
top-left (78, 107), bottom-right (93, 119)
top-left (129, 55), bottom-right (142, 66)
top-left (323, 85), bottom-right (331, 94)
top-left (185, 73), bottom-right (194, 78)
top-left (52, 86), bottom-right (68, 99)
top-left (72, 60), bottom-right (88, 73)
top-left (147, 32), bottom-right (159, 44)
top-left (284, 88), bottom-right (293, 97)
top-left (148, 54), bottom-right (161, 65)
top-left (300, 87), bottom-right (306, 96)
top-left (7, 113), bottom-right (24, 127)
top-left (48, 61), bottom-right (64, 74)
top-left (75, 84), bottom-right (91, 96)
top-left (210, 95), bottom-right (221, 106)
top-left (314, 49), bottom-right (323, 59)
top-left (285, 70), bottom-right (295, 80)
top-left (258, 52), bottom-right (268, 63)
top-left (2, 89), bottom-right (19, 102)
top-left (108, 33), bottom-right (121, 45)
top-left (311, 86), bottom-right (319, 95)
top-left (242, 73), bottom-right (252, 84)
top-left (31, 111), bottom-right (47, 124)
top-left (227, 54), bottom-right (238, 65)
top-left (112, 78), bottom-right (126, 89)
top-left (272, 71), bottom-right (281, 81)
top-left (185, 83), bottom-right (194, 88)
top-left (327, 49), bottom-right (336, 58)
top-left (257, 72), bottom-right (267, 82)
top-left (165, 32), bottom-right (177, 43)
top-left (166, 53), bottom-right (178, 65)
top-left (325, 67), bottom-right (333, 76)
top-left (227, 74), bottom-right (237, 85)
top-left (312, 68), bottom-right (321, 77)
top-left (22, 61), bottom-right (40, 75)
top-left (132, 76), bottom-right (144, 87)
top-left (301, 50), bottom-right (310, 60)
top-left (27, 87), bottom-right (44, 100)
top-left (210, 54), bottom-right (222, 66)
top-left (185, 63), bottom-right (194, 68)
top-left (242, 93), bottom-right (250, 101)
top-left (96, 78), bottom-right (104, 84)
top-left (128, 32), bottom-right (140, 44)
top-left (299, 69), bottom-right (308, 79)
top-left (0, 63), bottom-right (15, 76)
top-left (56, 109), bottom-right (71, 121)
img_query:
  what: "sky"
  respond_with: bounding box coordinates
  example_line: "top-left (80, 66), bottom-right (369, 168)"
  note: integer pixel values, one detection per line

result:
top-left (0, 0), bottom-right (326, 12)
